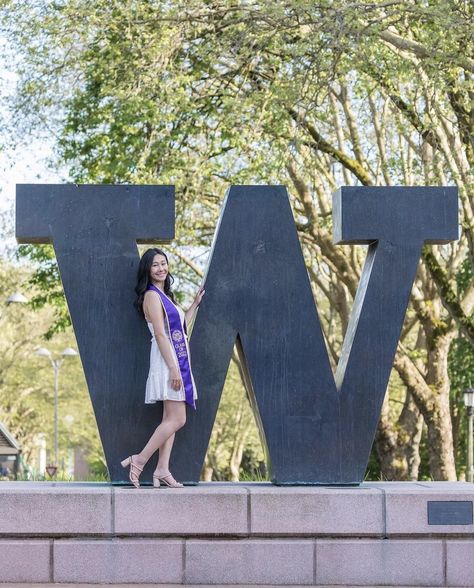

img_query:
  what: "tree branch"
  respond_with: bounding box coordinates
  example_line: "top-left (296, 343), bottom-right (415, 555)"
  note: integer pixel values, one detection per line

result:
top-left (287, 106), bottom-right (374, 186)
top-left (379, 29), bottom-right (474, 74)
top-left (422, 246), bottom-right (474, 345)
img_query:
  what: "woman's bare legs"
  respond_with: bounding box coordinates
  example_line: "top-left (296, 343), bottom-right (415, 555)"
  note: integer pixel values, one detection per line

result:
top-left (131, 400), bottom-right (186, 476)
top-left (155, 403), bottom-right (176, 478)
top-left (155, 433), bottom-right (175, 474)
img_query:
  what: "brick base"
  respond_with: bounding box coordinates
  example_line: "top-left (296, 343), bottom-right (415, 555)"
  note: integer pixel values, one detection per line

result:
top-left (1, 481), bottom-right (473, 585)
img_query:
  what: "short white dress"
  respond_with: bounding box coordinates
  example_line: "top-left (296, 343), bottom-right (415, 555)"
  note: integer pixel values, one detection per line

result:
top-left (145, 305), bottom-right (198, 403)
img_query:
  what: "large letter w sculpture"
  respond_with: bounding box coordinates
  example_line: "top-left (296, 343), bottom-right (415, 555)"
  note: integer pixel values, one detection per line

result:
top-left (16, 184), bottom-right (458, 484)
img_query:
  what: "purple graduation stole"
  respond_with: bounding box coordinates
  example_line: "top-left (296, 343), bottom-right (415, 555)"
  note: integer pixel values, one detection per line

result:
top-left (147, 283), bottom-right (196, 409)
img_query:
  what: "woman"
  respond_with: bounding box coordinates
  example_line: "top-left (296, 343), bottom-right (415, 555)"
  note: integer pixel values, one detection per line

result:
top-left (121, 248), bottom-right (204, 488)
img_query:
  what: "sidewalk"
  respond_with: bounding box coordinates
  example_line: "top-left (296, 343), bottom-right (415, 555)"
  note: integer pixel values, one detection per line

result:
top-left (0, 585), bottom-right (455, 588)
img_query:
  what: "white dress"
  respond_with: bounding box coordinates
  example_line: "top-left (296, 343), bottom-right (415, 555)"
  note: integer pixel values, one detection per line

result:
top-left (145, 305), bottom-right (198, 403)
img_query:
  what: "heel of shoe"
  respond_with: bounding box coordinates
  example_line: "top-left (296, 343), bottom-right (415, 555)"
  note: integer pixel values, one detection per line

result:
top-left (152, 475), bottom-right (160, 488)
top-left (120, 457), bottom-right (131, 468)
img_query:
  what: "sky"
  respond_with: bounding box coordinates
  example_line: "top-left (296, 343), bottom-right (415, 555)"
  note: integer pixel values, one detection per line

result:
top-left (0, 141), bottom-right (64, 257)
top-left (0, 30), bottom-right (64, 257)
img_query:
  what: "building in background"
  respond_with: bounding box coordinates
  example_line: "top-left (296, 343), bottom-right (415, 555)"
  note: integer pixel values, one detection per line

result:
top-left (0, 422), bottom-right (20, 479)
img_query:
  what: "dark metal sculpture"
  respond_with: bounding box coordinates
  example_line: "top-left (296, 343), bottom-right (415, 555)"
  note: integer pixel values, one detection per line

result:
top-left (16, 184), bottom-right (174, 483)
top-left (16, 184), bottom-right (458, 485)
top-left (174, 185), bottom-right (458, 484)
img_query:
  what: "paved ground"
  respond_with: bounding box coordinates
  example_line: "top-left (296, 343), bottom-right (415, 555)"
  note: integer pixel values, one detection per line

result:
top-left (0, 583), bottom-right (455, 588)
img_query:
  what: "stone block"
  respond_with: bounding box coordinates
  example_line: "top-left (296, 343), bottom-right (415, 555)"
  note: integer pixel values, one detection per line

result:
top-left (315, 539), bottom-right (444, 586)
top-left (0, 539), bottom-right (50, 582)
top-left (54, 538), bottom-right (183, 583)
top-left (446, 540), bottom-right (474, 586)
top-left (185, 539), bottom-right (314, 585)
top-left (250, 485), bottom-right (383, 535)
top-left (0, 484), bottom-right (112, 535)
top-left (114, 485), bottom-right (248, 535)
top-left (382, 483), bottom-right (474, 535)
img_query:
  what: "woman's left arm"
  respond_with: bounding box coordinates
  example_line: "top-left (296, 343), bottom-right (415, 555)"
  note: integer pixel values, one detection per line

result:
top-left (184, 287), bottom-right (205, 327)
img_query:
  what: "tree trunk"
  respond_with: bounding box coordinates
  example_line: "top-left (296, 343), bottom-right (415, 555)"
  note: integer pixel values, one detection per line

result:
top-left (229, 436), bottom-right (246, 481)
top-left (375, 389), bottom-right (423, 480)
top-left (399, 394), bottom-right (424, 479)
top-left (201, 459), bottom-right (213, 481)
top-left (394, 337), bottom-right (457, 480)
top-left (424, 331), bottom-right (457, 479)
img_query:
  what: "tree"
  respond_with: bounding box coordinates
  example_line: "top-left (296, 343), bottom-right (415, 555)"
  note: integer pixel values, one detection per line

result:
top-left (203, 354), bottom-right (265, 481)
top-left (2, 0), bottom-right (473, 480)
top-left (0, 259), bottom-right (103, 477)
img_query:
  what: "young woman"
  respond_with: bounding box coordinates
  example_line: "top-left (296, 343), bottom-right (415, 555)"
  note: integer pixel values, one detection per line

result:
top-left (121, 248), bottom-right (204, 488)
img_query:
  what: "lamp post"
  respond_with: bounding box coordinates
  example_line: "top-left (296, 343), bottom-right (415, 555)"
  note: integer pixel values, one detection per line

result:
top-left (0, 292), bottom-right (28, 320)
top-left (463, 387), bottom-right (474, 483)
top-left (6, 292), bottom-right (28, 304)
top-left (36, 347), bottom-right (78, 469)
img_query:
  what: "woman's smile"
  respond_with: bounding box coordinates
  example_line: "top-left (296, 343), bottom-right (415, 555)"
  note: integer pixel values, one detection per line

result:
top-left (150, 254), bottom-right (169, 282)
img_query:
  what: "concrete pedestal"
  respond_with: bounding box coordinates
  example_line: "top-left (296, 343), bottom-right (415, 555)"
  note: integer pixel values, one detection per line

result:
top-left (1, 481), bottom-right (473, 586)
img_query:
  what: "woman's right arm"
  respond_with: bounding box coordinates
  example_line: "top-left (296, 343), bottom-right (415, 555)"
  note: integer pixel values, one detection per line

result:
top-left (143, 291), bottom-right (182, 391)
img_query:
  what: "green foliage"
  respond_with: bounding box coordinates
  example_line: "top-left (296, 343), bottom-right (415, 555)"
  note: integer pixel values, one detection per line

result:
top-left (365, 444), bottom-right (382, 481)
top-left (448, 336), bottom-right (474, 478)
top-left (2, 0), bottom-right (474, 481)
top-left (7, 0), bottom-right (473, 319)
top-left (205, 358), bottom-right (265, 481)
top-left (449, 338), bottom-right (474, 394)
top-left (16, 244), bottom-right (71, 337)
top-left (456, 257), bottom-right (474, 296)
top-left (0, 258), bottom-right (104, 478)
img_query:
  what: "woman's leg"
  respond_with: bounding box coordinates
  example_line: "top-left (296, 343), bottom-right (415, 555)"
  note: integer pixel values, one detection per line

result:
top-left (132, 400), bottom-right (186, 469)
top-left (155, 403), bottom-right (176, 476)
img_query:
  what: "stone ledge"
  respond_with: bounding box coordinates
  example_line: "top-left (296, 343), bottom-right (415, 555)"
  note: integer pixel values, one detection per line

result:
top-left (185, 539), bottom-right (314, 585)
top-left (249, 485), bottom-right (384, 536)
top-left (315, 539), bottom-right (445, 586)
top-left (0, 481), bottom-right (473, 539)
top-left (4, 537), bottom-right (474, 585)
top-left (54, 539), bottom-right (183, 583)
top-left (446, 540), bottom-right (474, 587)
top-left (0, 540), bottom-right (50, 583)
top-left (114, 485), bottom-right (248, 535)
top-left (378, 482), bottom-right (474, 536)
top-left (0, 486), bottom-right (112, 536)
top-left (3, 535), bottom-right (474, 585)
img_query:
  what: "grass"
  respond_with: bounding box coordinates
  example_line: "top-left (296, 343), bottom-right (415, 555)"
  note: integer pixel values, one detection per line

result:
top-left (239, 468), bottom-right (270, 482)
top-left (13, 471), bottom-right (111, 482)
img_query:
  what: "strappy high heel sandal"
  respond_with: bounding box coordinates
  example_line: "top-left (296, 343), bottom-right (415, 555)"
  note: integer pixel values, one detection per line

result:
top-left (158, 473), bottom-right (184, 488)
top-left (120, 456), bottom-right (143, 488)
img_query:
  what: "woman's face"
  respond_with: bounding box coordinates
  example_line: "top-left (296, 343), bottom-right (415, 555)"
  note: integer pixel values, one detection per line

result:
top-left (150, 254), bottom-right (168, 283)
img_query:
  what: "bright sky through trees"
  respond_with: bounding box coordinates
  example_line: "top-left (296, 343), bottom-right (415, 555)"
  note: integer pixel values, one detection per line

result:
top-left (0, 30), bottom-right (63, 254)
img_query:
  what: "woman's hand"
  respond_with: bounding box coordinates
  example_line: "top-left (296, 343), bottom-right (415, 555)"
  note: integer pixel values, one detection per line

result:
top-left (169, 366), bottom-right (182, 391)
top-left (192, 286), bottom-right (205, 308)
top-left (185, 286), bottom-right (205, 327)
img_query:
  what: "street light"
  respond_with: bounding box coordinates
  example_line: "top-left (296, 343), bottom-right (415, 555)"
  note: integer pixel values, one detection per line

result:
top-left (463, 387), bottom-right (474, 483)
top-left (0, 292), bottom-right (28, 320)
top-left (36, 346), bottom-right (78, 470)
top-left (6, 292), bottom-right (28, 305)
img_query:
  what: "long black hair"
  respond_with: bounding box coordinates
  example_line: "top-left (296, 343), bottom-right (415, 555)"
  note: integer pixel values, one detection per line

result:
top-left (134, 248), bottom-right (176, 317)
